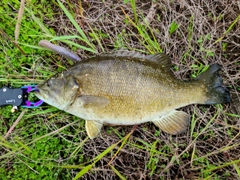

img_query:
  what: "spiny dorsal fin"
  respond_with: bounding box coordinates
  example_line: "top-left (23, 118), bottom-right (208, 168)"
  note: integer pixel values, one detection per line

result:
top-left (100, 50), bottom-right (172, 68)
top-left (145, 53), bottom-right (172, 69)
top-left (101, 50), bottom-right (146, 60)
top-left (152, 110), bottom-right (190, 135)
top-left (85, 120), bottom-right (103, 139)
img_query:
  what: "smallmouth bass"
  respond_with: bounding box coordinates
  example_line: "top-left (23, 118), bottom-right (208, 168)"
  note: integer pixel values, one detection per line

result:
top-left (35, 50), bottom-right (230, 139)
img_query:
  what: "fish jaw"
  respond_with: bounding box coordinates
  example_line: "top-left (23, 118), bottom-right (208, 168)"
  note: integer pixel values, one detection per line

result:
top-left (34, 87), bottom-right (49, 103)
top-left (34, 88), bottom-right (54, 108)
top-left (34, 90), bottom-right (43, 101)
top-left (34, 85), bottom-right (68, 110)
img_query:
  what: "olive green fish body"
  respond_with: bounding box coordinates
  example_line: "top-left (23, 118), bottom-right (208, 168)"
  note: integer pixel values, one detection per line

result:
top-left (57, 56), bottom-right (197, 123)
top-left (35, 51), bottom-right (230, 138)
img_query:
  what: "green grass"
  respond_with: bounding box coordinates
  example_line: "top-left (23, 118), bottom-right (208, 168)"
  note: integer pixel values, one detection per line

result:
top-left (0, 0), bottom-right (239, 179)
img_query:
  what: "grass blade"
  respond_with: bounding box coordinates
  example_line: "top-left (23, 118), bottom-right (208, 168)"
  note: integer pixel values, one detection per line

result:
top-left (214, 14), bottom-right (240, 44)
top-left (233, 163), bottom-right (240, 177)
top-left (50, 35), bottom-right (82, 41)
top-left (73, 164), bottom-right (93, 180)
top-left (74, 128), bottom-right (135, 179)
top-left (25, 8), bottom-right (53, 37)
top-left (15, 0), bottom-right (25, 42)
top-left (57, 0), bottom-right (95, 50)
top-left (109, 165), bottom-right (127, 180)
top-left (73, 142), bottom-right (120, 179)
top-left (60, 40), bottom-right (97, 53)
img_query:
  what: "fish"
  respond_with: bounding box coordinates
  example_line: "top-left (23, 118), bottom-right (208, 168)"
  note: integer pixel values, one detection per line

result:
top-left (34, 50), bottom-right (230, 139)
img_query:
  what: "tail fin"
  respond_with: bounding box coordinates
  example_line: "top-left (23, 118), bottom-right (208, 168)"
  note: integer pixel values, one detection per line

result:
top-left (196, 64), bottom-right (230, 104)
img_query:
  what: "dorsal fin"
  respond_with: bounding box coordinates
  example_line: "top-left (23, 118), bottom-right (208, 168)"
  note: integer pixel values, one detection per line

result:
top-left (100, 50), bottom-right (146, 60)
top-left (145, 53), bottom-right (172, 69)
top-left (100, 50), bottom-right (172, 69)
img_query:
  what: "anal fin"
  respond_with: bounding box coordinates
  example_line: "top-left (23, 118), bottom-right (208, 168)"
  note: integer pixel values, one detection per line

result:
top-left (152, 110), bottom-right (190, 135)
top-left (85, 120), bottom-right (103, 139)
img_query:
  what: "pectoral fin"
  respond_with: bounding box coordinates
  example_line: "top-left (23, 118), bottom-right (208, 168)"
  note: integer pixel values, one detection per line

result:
top-left (85, 120), bottom-right (103, 139)
top-left (78, 95), bottom-right (109, 109)
top-left (152, 110), bottom-right (190, 135)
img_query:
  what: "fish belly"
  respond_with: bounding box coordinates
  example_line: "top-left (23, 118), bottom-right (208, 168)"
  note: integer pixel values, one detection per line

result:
top-left (65, 104), bottom-right (159, 125)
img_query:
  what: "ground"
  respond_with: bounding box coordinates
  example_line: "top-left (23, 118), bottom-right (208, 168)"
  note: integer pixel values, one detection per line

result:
top-left (0, 0), bottom-right (239, 179)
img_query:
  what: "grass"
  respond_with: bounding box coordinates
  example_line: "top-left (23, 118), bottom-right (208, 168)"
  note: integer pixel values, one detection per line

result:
top-left (0, 0), bottom-right (240, 179)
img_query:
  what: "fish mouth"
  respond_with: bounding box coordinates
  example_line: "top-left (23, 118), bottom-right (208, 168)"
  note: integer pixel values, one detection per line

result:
top-left (34, 90), bottom-right (46, 101)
